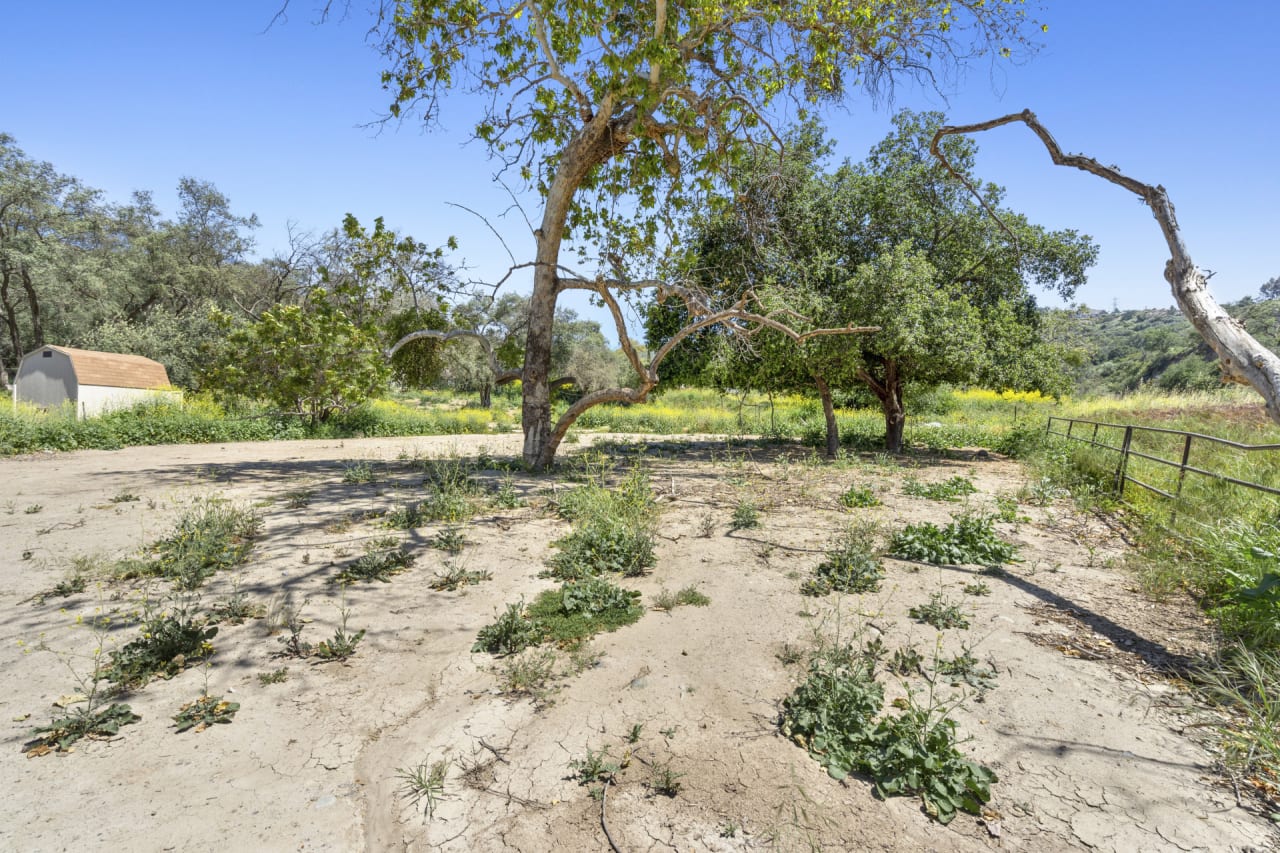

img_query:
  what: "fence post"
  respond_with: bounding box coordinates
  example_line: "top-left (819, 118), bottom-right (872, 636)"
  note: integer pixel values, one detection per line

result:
top-left (1115, 425), bottom-right (1134, 498)
top-left (1170, 434), bottom-right (1194, 525)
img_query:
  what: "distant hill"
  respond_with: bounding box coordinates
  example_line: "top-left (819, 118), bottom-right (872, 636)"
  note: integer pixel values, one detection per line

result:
top-left (1049, 296), bottom-right (1280, 396)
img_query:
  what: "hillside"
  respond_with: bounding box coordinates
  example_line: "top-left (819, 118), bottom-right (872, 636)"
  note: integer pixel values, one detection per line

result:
top-left (1053, 296), bottom-right (1280, 396)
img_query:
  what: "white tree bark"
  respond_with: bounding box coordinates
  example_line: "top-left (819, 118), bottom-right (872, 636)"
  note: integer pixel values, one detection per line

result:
top-left (932, 110), bottom-right (1280, 424)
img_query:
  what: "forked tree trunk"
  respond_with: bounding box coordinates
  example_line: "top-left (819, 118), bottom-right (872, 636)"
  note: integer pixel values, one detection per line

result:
top-left (813, 375), bottom-right (840, 458)
top-left (879, 385), bottom-right (906, 454)
top-left (933, 111), bottom-right (1280, 425)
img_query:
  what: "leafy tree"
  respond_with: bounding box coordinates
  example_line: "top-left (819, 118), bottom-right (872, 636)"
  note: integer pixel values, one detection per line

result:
top-left (654, 111), bottom-right (1096, 453)
top-left (350, 0), bottom-right (1043, 469)
top-left (204, 286), bottom-right (390, 425)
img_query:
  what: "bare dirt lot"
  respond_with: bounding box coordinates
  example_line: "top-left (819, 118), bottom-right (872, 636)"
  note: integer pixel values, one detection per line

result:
top-left (1, 434), bottom-right (1275, 852)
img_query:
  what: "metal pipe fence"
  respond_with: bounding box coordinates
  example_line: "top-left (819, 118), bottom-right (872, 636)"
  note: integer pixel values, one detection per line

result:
top-left (1045, 416), bottom-right (1280, 522)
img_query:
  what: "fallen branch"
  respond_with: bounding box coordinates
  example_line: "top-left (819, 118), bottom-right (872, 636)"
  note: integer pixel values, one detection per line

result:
top-left (932, 110), bottom-right (1280, 425)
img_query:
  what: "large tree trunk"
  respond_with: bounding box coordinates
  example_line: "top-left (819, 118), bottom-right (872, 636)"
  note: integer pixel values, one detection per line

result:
top-left (20, 265), bottom-right (42, 349)
top-left (880, 386), bottom-right (906, 453)
top-left (813, 374), bottom-right (840, 458)
top-left (479, 382), bottom-right (491, 409)
top-left (0, 264), bottom-right (23, 361)
top-left (521, 107), bottom-right (634, 470)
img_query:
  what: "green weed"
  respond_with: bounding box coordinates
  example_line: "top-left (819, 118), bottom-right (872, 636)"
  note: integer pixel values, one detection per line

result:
top-left (909, 592), bottom-right (971, 630)
top-left (889, 512), bottom-right (1017, 566)
top-left (902, 476), bottom-right (977, 502)
top-left (840, 484), bottom-right (881, 508)
top-left (172, 694), bottom-right (239, 733)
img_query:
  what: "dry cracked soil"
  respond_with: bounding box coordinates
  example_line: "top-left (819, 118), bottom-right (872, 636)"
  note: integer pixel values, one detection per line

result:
top-left (0, 433), bottom-right (1276, 852)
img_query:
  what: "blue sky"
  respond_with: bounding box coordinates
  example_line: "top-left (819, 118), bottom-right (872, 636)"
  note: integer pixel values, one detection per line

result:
top-left (5, 1), bottom-right (1279, 340)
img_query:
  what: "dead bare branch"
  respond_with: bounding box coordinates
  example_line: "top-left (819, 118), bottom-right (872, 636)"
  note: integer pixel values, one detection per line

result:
top-left (931, 110), bottom-right (1280, 424)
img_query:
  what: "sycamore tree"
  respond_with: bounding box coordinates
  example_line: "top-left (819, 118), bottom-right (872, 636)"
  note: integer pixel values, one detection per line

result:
top-left (651, 111), bottom-right (1096, 453)
top-left (330, 0), bottom-right (1044, 469)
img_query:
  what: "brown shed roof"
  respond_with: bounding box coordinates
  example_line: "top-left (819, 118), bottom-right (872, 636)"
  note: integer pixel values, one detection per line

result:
top-left (46, 346), bottom-right (171, 389)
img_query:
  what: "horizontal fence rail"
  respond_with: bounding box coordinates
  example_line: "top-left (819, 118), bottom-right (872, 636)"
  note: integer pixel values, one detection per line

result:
top-left (1045, 416), bottom-right (1280, 521)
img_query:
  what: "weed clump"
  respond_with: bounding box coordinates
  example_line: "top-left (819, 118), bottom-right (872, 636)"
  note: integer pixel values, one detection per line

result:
top-left (334, 539), bottom-right (414, 585)
top-left (780, 641), bottom-right (996, 824)
top-left (909, 592), bottom-right (971, 630)
top-left (107, 605), bottom-right (217, 687)
top-left (117, 498), bottom-right (260, 589)
top-left (803, 527), bottom-right (885, 596)
top-left (840, 484), bottom-right (881, 508)
top-left (889, 512), bottom-right (1017, 566)
top-left (903, 476), bottom-right (978, 502)
top-left (547, 469), bottom-right (656, 580)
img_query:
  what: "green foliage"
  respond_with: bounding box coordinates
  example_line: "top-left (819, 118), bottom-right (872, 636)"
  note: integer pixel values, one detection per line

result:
top-left (116, 498), bottom-right (259, 590)
top-left (314, 625), bottom-right (365, 661)
top-left (935, 652), bottom-right (998, 693)
top-left (902, 475), bottom-right (977, 502)
top-left (652, 585), bottom-right (711, 611)
top-left (23, 703), bottom-right (141, 755)
top-left (258, 667), bottom-right (290, 685)
top-left (106, 607), bottom-right (217, 687)
top-left (802, 530), bottom-right (885, 596)
top-left (730, 499), bottom-right (761, 530)
top-left (840, 484), bottom-right (881, 508)
top-left (780, 642), bottom-right (996, 824)
top-left (429, 562), bottom-right (491, 591)
top-left (172, 695), bottom-right (240, 733)
top-left (547, 470), bottom-right (657, 579)
top-left (887, 646), bottom-right (924, 676)
top-left (890, 513), bottom-right (1018, 566)
top-left (569, 746), bottom-right (620, 789)
top-left (473, 602), bottom-right (542, 656)
top-left (527, 578), bottom-right (644, 645)
top-left (398, 759), bottom-right (450, 820)
top-left (908, 592), bottom-right (971, 630)
top-left (335, 541), bottom-right (414, 585)
top-left (203, 285), bottom-right (391, 425)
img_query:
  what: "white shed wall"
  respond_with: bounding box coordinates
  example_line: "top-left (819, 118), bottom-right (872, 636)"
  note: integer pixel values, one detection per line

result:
top-left (77, 386), bottom-right (181, 419)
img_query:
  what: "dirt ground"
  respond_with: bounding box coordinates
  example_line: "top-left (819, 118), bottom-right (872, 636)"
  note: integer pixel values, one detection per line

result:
top-left (0, 433), bottom-right (1275, 852)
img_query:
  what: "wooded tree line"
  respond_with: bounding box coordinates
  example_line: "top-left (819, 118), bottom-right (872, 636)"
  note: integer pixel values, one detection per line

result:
top-left (0, 134), bottom-right (627, 415)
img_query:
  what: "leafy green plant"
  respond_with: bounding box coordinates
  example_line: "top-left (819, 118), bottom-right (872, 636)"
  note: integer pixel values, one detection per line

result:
top-left (429, 562), bottom-right (491, 591)
top-left (24, 503), bottom-right (43, 514)
top-left (493, 476), bottom-right (524, 509)
top-left (650, 761), bottom-right (684, 797)
top-left (730, 499), bottom-right (760, 530)
top-left (569, 746), bottom-right (620, 787)
top-left (962, 580), bottom-right (992, 596)
top-left (106, 604), bottom-right (217, 686)
top-left (314, 624), bottom-right (365, 661)
top-left (23, 703), bottom-right (141, 755)
top-left (889, 512), bottom-right (1017, 566)
top-left (547, 469), bottom-right (657, 579)
top-left (529, 577), bottom-right (644, 645)
top-left (936, 652), bottom-right (998, 693)
top-left (902, 476), bottom-right (977, 502)
top-left (398, 759), bottom-right (449, 819)
top-left (341, 460), bottom-right (377, 484)
top-left (117, 498), bottom-right (260, 589)
top-left (283, 489), bottom-right (313, 508)
top-left (651, 585), bottom-right (711, 611)
top-left (384, 502), bottom-right (426, 529)
top-left (909, 592), bottom-right (971, 630)
top-left (334, 540), bottom-right (414, 585)
top-left (433, 525), bottom-right (466, 554)
top-left (110, 491), bottom-right (140, 504)
top-left (887, 646), bottom-right (924, 676)
top-left (802, 529), bottom-right (885, 596)
top-left (780, 638), bottom-right (996, 824)
top-left (840, 484), bottom-right (881, 508)
top-left (257, 667), bottom-right (289, 685)
top-left (493, 648), bottom-right (559, 698)
top-left (473, 601), bottom-right (543, 656)
top-left (173, 694), bottom-right (240, 733)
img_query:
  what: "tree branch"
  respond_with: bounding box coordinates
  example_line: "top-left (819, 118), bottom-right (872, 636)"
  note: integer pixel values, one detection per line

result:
top-left (385, 328), bottom-right (520, 385)
top-left (932, 110), bottom-right (1280, 424)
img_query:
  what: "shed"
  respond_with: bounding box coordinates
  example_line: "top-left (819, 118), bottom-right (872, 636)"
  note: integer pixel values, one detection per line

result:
top-left (13, 346), bottom-right (178, 418)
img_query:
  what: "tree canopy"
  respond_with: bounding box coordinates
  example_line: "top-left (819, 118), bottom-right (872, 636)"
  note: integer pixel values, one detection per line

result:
top-left (359, 0), bottom-right (1047, 468)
